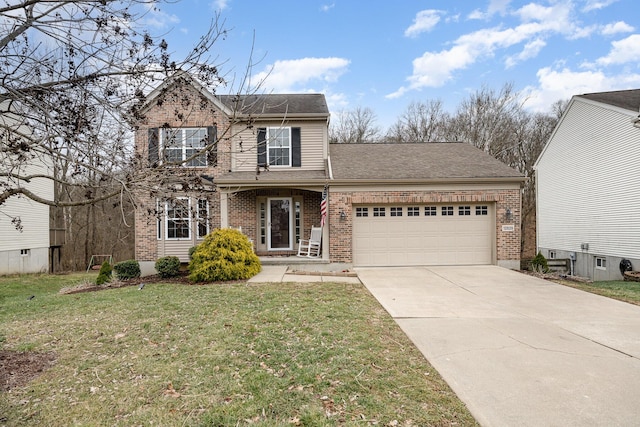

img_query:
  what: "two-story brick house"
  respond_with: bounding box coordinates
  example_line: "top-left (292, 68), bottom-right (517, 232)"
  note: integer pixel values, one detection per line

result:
top-left (134, 72), bottom-right (525, 272)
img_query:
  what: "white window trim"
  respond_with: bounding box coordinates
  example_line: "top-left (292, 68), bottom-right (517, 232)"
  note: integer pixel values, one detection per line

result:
top-left (161, 128), bottom-right (208, 167)
top-left (165, 197), bottom-right (191, 241)
top-left (595, 256), bottom-right (607, 270)
top-left (266, 127), bottom-right (292, 167)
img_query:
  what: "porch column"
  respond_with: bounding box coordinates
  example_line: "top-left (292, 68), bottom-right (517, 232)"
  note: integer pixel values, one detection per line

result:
top-left (220, 191), bottom-right (229, 228)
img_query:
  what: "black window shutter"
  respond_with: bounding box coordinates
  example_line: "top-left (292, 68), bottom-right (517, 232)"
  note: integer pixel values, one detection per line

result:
top-left (257, 128), bottom-right (267, 167)
top-left (291, 127), bottom-right (301, 167)
top-left (206, 126), bottom-right (217, 167)
top-left (148, 128), bottom-right (159, 167)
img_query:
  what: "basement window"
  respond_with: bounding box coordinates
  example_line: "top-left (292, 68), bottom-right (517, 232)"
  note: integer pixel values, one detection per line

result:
top-left (595, 257), bottom-right (607, 270)
top-left (20, 249), bottom-right (30, 256)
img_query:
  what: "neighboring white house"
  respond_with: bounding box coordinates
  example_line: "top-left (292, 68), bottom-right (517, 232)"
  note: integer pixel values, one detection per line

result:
top-left (535, 89), bottom-right (640, 280)
top-left (0, 100), bottom-right (53, 274)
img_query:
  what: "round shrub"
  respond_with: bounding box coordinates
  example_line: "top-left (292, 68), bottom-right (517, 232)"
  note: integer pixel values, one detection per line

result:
top-left (113, 259), bottom-right (141, 280)
top-left (189, 228), bottom-right (261, 282)
top-left (155, 256), bottom-right (181, 278)
top-left (95, 261), bottom-right (112, 285)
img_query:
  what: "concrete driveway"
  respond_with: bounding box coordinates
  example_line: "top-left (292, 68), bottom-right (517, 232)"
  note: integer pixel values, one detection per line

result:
top-left (356, 266), bottom-right (640, 427)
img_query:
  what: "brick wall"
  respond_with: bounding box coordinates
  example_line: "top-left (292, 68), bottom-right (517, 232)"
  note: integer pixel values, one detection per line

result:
top-left (328, 188), bottom-right (522, 265)
top-left (134, 78), bottom-right (229, 261)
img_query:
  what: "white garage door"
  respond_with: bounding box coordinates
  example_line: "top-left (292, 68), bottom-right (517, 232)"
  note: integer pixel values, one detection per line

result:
top-left (353, 204), bottom-right (494, 266)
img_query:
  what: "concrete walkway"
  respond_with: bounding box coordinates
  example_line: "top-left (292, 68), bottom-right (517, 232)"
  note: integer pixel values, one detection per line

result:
top-left (248, 265), bottom-right (361, 284)
top-left (356, 266), bottom-right (640, 427)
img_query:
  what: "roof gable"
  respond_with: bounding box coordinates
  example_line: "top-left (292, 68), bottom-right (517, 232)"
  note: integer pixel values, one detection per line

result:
top-left (329, 142), bottom-right (523, 181)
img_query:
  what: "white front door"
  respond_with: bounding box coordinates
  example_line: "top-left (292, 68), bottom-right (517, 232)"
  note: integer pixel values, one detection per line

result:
top-left (268, 198), bottom-right (293, 250)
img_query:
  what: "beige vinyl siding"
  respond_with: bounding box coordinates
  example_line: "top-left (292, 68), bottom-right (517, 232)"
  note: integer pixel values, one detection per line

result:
top-left (0, 158), bottom-right (52, 253)
top-left (536, 99), bottom-right (640, 259)
top-left (231, 121), bottom-right (325, 171)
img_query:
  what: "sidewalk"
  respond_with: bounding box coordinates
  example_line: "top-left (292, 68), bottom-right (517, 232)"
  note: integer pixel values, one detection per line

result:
top-left (248, 265), bottom-right (361, 284)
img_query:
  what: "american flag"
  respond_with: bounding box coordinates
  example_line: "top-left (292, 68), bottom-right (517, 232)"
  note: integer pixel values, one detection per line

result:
top-left (320, 184), bottom-right (328, 227)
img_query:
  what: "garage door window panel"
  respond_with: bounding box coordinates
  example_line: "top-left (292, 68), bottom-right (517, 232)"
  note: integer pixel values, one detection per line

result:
top-left (425, 206), bottom-right (437, 216)
top-left (407, 207), bottom-right (420, 216)
top-left (459, 206), bottom-right (471, 216)
top-left (442, 206), bottom-right (454, 216)
top-left (373, 207), bottom-right (386, 217)
top-left (476, 205), bottom-right (488, 215)
top-left (390, 207), bottom-right (402, 217)
top-left (356, 207), bottom-right (368, 217)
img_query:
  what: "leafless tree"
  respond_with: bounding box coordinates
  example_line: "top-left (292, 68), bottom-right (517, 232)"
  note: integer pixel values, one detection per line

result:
top-left (329, 107), bottom-right (382, 143)
top-left (386, 100), bottom-right (450, 142)
top-left (0, 0), bottom-right (227, 212)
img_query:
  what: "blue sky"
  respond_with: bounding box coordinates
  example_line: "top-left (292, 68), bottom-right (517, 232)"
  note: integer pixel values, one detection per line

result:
top-left (146, 0), bottom-right (640, 128)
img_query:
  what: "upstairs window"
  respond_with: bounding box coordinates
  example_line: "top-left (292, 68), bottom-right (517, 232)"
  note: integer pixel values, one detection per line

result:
top-left (257, 127), bottom-right (301, 168)
top-left (148, 126), bottom-right (216, 168)
top-left (267, 127), bottom-right (291, 166)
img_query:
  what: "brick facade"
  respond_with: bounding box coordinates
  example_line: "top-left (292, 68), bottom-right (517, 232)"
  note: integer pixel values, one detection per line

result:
top-left (134, 78), bottom-right (230, 261)
top-left (328, 188), bottom-right (521, 265)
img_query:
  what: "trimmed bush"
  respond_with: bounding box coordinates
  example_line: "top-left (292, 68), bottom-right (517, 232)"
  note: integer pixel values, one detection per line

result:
top-left (188, 245), bottom-right (199, 260)
top-left (155, 256), bottom-right (181, 278)
top-left (531, 251), bottom-right (549, 273)
top-left (113, 259), bottom-right (141, 280)
top-left (189, 228), bottom-right (261, 282)
top-left (95, 261), bottom-right (112, 285)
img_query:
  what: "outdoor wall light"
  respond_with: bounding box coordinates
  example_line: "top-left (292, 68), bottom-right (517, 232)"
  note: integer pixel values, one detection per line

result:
top-left (340, 210), bottom-right (346, 220)
top-left (505, 208), bottom-right (513, 221)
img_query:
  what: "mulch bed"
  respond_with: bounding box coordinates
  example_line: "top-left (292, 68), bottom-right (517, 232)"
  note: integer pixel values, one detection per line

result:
top-left (0, 350), bottom-right (57, 392)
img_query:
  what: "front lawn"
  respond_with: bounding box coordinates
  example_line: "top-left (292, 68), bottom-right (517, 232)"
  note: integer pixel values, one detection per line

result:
top-left (552, 278), bottom-right (640, 306)
top-left (0, 273), bottom-right (477, 426)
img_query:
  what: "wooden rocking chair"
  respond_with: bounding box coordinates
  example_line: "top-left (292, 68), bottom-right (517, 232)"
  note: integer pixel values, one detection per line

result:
top-left (297, 226), bottom-right (322, 258)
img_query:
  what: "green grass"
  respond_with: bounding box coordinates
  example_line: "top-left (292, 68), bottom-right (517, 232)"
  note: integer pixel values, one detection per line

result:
top-left (553, 279), bottom-right (640, 306)
top-left (0, 273), bottom-right (477, 426)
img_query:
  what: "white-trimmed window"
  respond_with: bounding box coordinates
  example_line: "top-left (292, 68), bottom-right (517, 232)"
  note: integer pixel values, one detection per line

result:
top-left (166, 198), bottom-right (191, 240)
top-left (475, 205), bottom-right (488, 216)
top-left (390, 207), bottom-right (402, 217)
top-left (407, 207), bottom-right (420, 216)
top-left (197, 199), bottom-right (210, 239)
top-left (356, 207), bottom-right (369, 217)
top-left (267, 127), bottom-right (291, 166)
top-left (425, 206), bottom-right (437, 216)
top-left (162, 128), bottom-right (208, 167)
top-left (595, 257), bottom-right (607, 270)
top-left (442, 206), bottom-right (454, 216)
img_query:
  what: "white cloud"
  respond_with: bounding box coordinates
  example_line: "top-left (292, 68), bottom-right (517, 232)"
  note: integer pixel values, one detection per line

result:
top-left (212, 0), bottom-right (230, 11)
top-left (389, 2), bottom-right (580, 98)
top-left (505, 38), bottom-right (546, 68)
top-left (468, 0), bottom-right (511, 20)
top-left (524, 66), bottom-right (640, 111)
top-left (582, 0), bottom-right (619, 12)
top-left (320, 3), bottom-right (335, 12)
top-left (597, 34), bottom-right (640, 65)
top-left (601, 21), bottom-right (635, 35)
top-left (252, 57), bottom-right (350, 92)
top-left (404, 10), bottom-right (442, 38)
top-left (141, 3), bottom-right (180, 29)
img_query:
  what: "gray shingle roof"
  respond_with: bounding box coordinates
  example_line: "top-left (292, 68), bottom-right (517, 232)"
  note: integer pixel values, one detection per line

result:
top-left (329, 142), bottom-right (524, 181)
top-left (218, 94), bottom-right (329, 117)
top-left (578, 89), bottom-right (640, 112)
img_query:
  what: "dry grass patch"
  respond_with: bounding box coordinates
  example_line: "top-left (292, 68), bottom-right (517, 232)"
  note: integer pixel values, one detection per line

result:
top-left (0, 273), bottom-right (477, 426)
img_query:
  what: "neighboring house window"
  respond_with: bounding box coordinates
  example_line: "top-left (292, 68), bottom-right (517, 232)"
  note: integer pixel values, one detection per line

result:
top-left (390, 207), bottom-right (402, 217)
top-left (166, 198), bottom-right (191, 240)
top-left (442, 206), bottom-right (454, 216)
top-left (373, 207), bottom-right (386, 217)
top-left (148, 126), bottom-right (216, 168)
top-left (459, 206), bottom-right (471, 216)
top-left (425, 206), bottom-right (437, 216)
top-left (356, 207), bottom-right (368, 217)
top-left (407, 207), bottom-right (420, 216)
top-left (475, 206), bottom-right (488, 216)
top-left (197, 199), bottom-right (210, 239)
top-left (595, 257), bottom-right (607, 270)
top-left (257, 127), bottom-right (301, 168)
